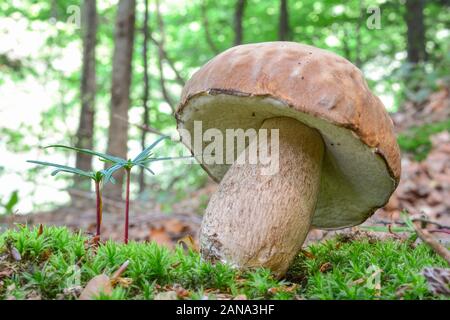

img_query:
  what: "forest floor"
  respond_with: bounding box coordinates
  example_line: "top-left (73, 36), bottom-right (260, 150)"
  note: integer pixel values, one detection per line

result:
top-left (0, 225), bottom-right (448, 300)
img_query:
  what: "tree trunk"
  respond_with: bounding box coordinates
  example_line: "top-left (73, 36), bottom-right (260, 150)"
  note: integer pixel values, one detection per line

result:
top-left (105, 0), bottom-right (136, 200)
top-left (201, 0), bottom-right (219, 54)
top-left (74, 0), bottom-right (97, 192)
top-left (155, 0), bottom-right (175, 111)
top-left (405, 0), bottom-right (426, 63)
top-left (278, 0), bottom-right (290, 41)
top-left (234, 0), bottom-right (246, 45)
top-left (139, 0), bottom-right (150, 193)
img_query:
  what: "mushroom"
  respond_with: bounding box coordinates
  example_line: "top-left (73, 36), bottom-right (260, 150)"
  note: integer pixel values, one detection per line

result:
top-left (176, 42), bottom-right (401, 277)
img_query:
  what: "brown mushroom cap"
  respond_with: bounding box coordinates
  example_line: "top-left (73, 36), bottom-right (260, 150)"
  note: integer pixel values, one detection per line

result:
top-left (176, 42), bottom-right (401, 229)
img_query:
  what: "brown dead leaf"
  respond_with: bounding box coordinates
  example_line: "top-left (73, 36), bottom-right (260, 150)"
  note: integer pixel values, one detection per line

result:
top-left (0, 269), bottom-right (14, 279)
top-left (422, 267), bottom-right (450, 296)
top-left (164, 219), bottom-right (187, 234)
top-left (37, 224), bottom-right (43, 237)
top-left (267, 284), bottom-right (299, 295)
top-left (149, 226), bottom-right (173, 248)
top-left (283, 283), bottom-right (299, 292)
top-left (177, 234), bottom-right (199, 252)
top-left (267, 287), bottom-right (279, 295)
top-left (79, 260), bottom-right (131, 299)
top-left (233, 294), bottom-right (247, 300)
top-left (319, 262), bottom-right (332, 273)
top-left (111, 277), bottom-right (133, 288)
top-left (172, 284), bottom-right (190, 299)
top-left (39, 249), bottom-right (52, 261)
top-left (79, 274), bottom-right (113, 300)
top-left (84, 235), bottom-right (101, 251)
top-left (300, 249), bottom-right (316, 259)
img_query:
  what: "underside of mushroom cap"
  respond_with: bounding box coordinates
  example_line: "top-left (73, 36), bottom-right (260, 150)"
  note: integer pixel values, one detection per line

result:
top-left (176, 42), bottom-right (401, 229)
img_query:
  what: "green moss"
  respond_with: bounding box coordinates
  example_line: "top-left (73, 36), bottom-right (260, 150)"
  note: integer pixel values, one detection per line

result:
top-left (0, 226), bottom-right (448, 300)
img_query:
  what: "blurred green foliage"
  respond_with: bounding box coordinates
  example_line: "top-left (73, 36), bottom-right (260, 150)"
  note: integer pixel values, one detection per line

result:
top-left (398, 120), bottom-right (450, 161)
top-left (1, 190), bottom-right (19, 215)
top-left (0, 0), bottom-right (449, 210)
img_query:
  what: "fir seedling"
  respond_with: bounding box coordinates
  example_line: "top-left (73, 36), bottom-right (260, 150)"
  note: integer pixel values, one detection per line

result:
top-left (26, 161), bottom-right (113, 237)
top-left (48, 136), bottom-right (191, 244)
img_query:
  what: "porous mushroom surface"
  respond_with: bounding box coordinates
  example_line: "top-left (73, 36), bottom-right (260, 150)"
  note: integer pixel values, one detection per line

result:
top-left (176, 42), bottom-right (401, 276)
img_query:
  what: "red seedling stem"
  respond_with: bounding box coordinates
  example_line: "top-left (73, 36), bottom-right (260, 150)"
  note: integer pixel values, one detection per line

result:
top-left (124, 168), bottom-right (131, 244)
top-left (95, 180), bottom-right (102, 237)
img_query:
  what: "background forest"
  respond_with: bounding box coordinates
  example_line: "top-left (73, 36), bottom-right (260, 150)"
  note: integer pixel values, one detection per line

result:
top-left (0, 0), bottom-right (449, 215)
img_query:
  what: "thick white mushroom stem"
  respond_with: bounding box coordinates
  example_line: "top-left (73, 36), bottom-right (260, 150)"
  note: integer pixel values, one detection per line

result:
top-left (200, 117), bottom-right (324, 277)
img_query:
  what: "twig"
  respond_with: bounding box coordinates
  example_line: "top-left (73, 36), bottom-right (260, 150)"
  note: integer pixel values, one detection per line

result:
top-left (373, 218), bottom-right (450, 230)
top-left (429, 229), bottom-right (450, 235)
top-left (200, 0), bottom-right (219, 54)
top-left (410, 216), bottom-right (450, 230)
top-left (111, 260), bottom-right (130, 280)
top-left (150, 35), bottom-right (185, 86)
top-left (413, 222), bottom-right (450, 266)
top-left (140, 0), bottom-right (151, 193)
top-left (155, 0), bottom-right (175, 112)
top-left (388, 224), bottom-right (402, 240)
top-left (113, 113), bottom-right (165, 136)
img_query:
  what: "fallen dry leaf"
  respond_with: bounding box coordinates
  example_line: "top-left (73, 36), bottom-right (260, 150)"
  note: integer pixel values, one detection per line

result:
top-left (37, 224), bottom-right (43, 237)
top-left (0, 264), bottom-right (15, 279)
top-left (267, 287), bottom-right (279, 295)
top-left (79, 260), bottom-right (130, 300)
top-left (422, 267), bottom-right (450, 296)
top-left (149, 226), bottom-right (173, 248)
top-left (283, 284), bottom-right (299, 293)
top-left (233, 294), bottom-right (247, 300)
top-left (111, 277), bottom-right (133, 288)
top-left (378, 130), bottom-right (450, 229)
top-left (319, 262), bottom-right (332, 273)
top-left (79, 274), bottom-right (113, 300)
top-left (172, 284), bottom-right (190, 299)
top-left (300, 249), bottom-right (316, 259)
top-left (164, 219), bottom-right (187, 234)
top-left (178, 234), bottom-right (199, 252)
